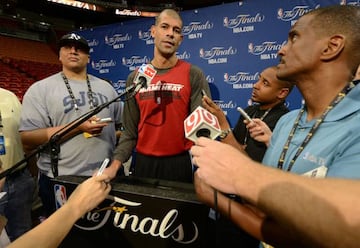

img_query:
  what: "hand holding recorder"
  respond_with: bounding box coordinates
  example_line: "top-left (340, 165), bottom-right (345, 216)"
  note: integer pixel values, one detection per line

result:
top-left (237, 107), bottom-right (253, 123)
top-left (83, 117), bottom-right (112, 138)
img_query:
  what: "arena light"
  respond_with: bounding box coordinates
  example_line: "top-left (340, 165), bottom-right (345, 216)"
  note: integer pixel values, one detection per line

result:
top-left (114, 9), bottom-right (159, 17)
top-left (46, 0), bottom-right (159, 17)
top-left (46, 0), bottom-right (106, 12)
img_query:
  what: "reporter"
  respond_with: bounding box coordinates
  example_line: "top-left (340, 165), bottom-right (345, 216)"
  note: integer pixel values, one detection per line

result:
top-left (7, 174), bottom-right (111, 248)
top-left (191, 5), bottom-right (360, 247)
top-left (191, 137), bottom-right (360, 247)
top-left (202, 65), bottom-right (292, 160)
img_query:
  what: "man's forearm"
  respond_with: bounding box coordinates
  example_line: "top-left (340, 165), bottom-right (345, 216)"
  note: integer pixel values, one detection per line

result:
top-left (20, 126), bottom-right (81, 152)
top-left (7, 202), bottom-right (78, 248)
top-left (239, 165), bottom-right (360, 247)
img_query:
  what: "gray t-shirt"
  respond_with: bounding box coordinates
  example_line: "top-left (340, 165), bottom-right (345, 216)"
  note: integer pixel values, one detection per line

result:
top-left (20, 72), bottom-right (122, 177)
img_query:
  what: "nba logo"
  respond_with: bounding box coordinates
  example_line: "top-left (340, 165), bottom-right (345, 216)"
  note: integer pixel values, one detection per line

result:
top-left (54, 184), bottom-right (67, 209)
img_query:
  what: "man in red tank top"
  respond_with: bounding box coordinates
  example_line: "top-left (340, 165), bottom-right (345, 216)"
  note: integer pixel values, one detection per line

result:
top-left (106, 9), bottom-right (211, 183)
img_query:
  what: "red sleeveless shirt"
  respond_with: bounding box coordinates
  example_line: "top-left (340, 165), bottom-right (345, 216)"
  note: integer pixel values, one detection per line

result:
top-left (134, 60), bottom-right (193, 156)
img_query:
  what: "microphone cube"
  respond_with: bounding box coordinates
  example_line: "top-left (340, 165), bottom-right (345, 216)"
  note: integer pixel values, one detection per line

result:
top-left (184, 106), bottom-right (221, 142)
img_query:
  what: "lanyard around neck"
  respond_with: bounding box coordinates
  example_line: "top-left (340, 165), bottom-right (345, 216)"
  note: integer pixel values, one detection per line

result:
top-left (277, 81), bottom-right (358, 171)
top-left (61, 72), bottom-right (96, 111)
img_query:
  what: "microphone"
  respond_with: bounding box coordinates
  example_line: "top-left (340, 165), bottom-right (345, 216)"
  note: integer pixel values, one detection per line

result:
top-left (133, 63), bottom-right (157, 90)
top-left (184, 106), bottom-right (221, 142)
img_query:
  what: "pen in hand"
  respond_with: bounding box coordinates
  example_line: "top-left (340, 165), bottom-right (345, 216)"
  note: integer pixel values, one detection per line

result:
top-left (97, 158), bottom-right (110, 176)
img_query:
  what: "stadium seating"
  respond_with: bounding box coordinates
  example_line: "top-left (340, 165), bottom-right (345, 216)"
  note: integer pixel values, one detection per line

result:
top-left (0, 35), bottom-right (61, 101)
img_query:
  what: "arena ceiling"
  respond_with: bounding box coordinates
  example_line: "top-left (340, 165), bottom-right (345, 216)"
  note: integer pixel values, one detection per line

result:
top-left (0, 0), bottom-right (236, 29)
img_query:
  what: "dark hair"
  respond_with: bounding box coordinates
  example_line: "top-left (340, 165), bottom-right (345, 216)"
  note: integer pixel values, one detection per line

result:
top-left (307, 5), bottom-right (360, 74)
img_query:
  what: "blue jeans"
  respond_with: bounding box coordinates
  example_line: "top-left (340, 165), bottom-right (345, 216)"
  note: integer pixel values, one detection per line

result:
top-left (0, 168), bottom-right (35, 241)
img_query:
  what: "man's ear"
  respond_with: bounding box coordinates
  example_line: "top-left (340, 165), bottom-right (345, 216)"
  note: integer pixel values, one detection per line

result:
top-left (278, 88), bottom-right (290, 100)
top-left (150, 25), bottom-right (156, 38)
top-left (321, 35), bottom-right (345, 61)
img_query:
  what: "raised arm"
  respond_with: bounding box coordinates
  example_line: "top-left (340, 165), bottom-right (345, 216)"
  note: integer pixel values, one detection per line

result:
top-left (8, 175), bottom-right (111, 248)
top-left (202, 96), bottom-right (245, 152)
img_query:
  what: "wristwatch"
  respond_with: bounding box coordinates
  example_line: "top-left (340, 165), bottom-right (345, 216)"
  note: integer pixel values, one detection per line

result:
top-left (219, 128), bottom-right (232, 139)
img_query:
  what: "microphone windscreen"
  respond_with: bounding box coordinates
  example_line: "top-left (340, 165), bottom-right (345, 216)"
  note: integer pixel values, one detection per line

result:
top-left (133, 64), bottom-right (156, 89)
top-left (184, 106), bottom-right (221, 142)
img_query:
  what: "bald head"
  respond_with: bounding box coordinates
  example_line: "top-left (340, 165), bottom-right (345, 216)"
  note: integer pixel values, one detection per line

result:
top-left (155, 9), bottom-right (183, 28)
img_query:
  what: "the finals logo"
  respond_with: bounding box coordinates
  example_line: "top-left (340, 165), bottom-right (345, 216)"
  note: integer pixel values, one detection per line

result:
top-left (105, 33), bottom-right (132, 49)
top-left (199, 46), bottom-right (237, 64)
top-left (277, 5), bottom-right (320, 25)
top-left (223, 13), bottom-right (265, 33)
top-left (182, 21), bottom-right (213, 39)
top-left (248, 41), bottom-right (286, 60)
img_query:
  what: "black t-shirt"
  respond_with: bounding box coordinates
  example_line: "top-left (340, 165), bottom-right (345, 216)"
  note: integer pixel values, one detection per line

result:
top-left (233, 102), bottom-right (289, 162)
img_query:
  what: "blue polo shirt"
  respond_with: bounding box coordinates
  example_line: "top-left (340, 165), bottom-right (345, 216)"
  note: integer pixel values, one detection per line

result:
top-left (263, 82), bottom-right (360, 179)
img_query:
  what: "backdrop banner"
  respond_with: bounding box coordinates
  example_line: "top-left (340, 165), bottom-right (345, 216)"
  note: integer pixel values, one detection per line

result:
top-left (78, 0), bottom-right (353, 126)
